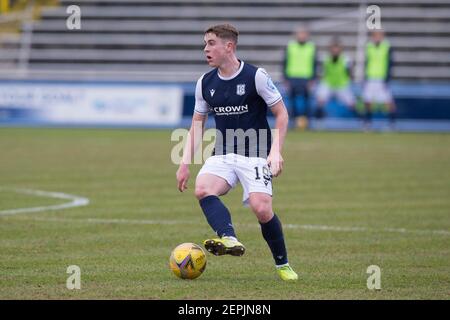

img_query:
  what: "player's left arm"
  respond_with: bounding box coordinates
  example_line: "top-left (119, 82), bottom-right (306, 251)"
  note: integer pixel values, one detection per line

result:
top-left (255, 68), bottom-right (289, 177)
top-left (268, 100), bottom-right (289, 177)
top-left (386, 46), bottom-right (393, 83)
top-left (346, 56), bottom-right (354, 80)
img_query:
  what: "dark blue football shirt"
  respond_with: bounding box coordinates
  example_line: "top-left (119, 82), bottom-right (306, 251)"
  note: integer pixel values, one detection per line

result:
top-left (194, 61), bottom-right (282, 158)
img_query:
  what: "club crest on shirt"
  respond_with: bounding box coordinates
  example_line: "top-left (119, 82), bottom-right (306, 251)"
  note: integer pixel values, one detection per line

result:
top-left (236, 84), bottom-right (246, 96)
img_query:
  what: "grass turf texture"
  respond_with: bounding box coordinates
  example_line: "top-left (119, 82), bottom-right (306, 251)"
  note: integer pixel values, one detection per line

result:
top-left (0, 128), bottom-right (449, 299)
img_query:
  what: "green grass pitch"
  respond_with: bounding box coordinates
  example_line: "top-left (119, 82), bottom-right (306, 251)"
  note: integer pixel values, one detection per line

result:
top-left (0, 128), bottom-right (449, 299)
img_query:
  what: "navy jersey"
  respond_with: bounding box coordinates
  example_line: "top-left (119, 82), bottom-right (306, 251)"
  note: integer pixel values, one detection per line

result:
top-left (194, 61), bottom-right (282, 158)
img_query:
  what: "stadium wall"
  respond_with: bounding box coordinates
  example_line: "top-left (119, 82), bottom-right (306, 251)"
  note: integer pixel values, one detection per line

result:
top-left (183, 82), bottom-right (450, 120)
top-left (1, 79), bottom-right (450, 131)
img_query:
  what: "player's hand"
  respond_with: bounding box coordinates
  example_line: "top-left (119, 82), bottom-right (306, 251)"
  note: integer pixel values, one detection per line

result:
top-left (176, 162), bottom-right (190, 192)
top-left (267, 151), bottom-right (284, 177)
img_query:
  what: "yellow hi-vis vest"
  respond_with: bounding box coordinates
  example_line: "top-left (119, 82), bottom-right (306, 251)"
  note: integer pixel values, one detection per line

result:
top-left (323, 55), bottom-right (350, 89)
top-left (366, 41), bottom-right (390, 80)
top-left (285, 41), bottom-right (315, 79)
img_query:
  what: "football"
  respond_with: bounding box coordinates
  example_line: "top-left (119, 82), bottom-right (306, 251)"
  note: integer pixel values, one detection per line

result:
top-left (169, 243), bottom-right (207, 280)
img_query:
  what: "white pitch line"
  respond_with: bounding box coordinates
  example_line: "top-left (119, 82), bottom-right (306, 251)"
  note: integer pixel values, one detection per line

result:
top-left (21, 216), bottom-right (194, 225)
top-left (8, 216), bottom-right (450, 236)
top-left (0, 188), bottom-right (89, 216)
top-left (282, 223), bottom-right (450, 236)
top-left (1, 188), bottom-right (448, 236)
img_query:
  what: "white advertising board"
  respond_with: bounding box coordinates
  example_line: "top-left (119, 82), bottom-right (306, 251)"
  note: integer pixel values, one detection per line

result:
top-left (0, 82), bottom-right (183, 126)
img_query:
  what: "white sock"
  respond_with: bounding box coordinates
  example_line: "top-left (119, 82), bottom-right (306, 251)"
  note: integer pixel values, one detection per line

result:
top-left (222, 236), bottom-right (238, 242)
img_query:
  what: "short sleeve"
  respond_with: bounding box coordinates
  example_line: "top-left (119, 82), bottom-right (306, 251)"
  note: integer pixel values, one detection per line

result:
top-left (255, 68), bottom-right (282, 107)
top-left (194, 75), bottom-right (209, 115)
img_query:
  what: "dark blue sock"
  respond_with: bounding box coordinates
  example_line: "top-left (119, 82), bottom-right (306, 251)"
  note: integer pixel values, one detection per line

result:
top-left (260, 214), bottom-right (288, 265)
top-left (199, 195), bottom-right (236, 238)
top-left (389, 111), bottom-right (396, 124)
top-left (365, 110), bottom-right (372, 123)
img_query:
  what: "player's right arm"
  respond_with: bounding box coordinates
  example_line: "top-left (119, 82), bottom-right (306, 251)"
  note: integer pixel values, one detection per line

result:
top-left (176, 75), bottom-right (209, 192)
top-left (176, 112), bottom-right (207, 192)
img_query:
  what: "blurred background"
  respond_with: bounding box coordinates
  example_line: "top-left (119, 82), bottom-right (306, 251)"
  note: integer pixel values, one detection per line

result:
top-left (0, 0), bottom-right (449, 131)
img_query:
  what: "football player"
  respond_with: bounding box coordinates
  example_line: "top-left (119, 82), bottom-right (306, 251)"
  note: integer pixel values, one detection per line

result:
top-left (176, 24), bottom-right (297, 281)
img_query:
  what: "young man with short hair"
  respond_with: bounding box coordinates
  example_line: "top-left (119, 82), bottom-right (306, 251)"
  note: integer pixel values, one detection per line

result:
top-left (176, 24), bottom-right (297, 281)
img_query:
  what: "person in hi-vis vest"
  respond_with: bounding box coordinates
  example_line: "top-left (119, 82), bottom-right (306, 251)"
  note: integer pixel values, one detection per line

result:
top-left (283, 26), bottom-right (318, 127)
top-left (315, 38), bottom-right (356, 119)
top-left (363, 30), bottom-right (396, 127)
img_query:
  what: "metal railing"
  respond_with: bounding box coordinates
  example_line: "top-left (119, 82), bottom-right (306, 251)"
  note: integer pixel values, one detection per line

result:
top-left (0, 0), bottom-right (34, 77)
top-left (307, 5), bottom-right (367, 84)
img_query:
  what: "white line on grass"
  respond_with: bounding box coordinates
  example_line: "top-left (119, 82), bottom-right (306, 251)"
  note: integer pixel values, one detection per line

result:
top-left (1, 188), bottom-right (448, 236)
top-left (282, 224), bottom-right (450, 236)
top-left (0, 188), bottom-right (89, 216)
top-left (9, 216), bottom-right (450, 236)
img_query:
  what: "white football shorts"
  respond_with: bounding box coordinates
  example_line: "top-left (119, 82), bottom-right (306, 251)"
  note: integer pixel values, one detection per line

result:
top-left (316, 83), bottom-right (356, 107)
top-left (363, 80), bottom-right (394, 104)
top-left (197, 153), bottom-right (273, 205)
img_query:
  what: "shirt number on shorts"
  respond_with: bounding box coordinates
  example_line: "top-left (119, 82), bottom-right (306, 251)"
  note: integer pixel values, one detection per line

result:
top-left (254, 165), bottom-right (272, 186)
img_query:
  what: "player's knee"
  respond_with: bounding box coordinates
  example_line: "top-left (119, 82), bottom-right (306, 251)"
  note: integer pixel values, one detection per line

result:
top-left (250, 201), bottom-right (273, 223)
top-left (194, 184), bottom-right (211, 200)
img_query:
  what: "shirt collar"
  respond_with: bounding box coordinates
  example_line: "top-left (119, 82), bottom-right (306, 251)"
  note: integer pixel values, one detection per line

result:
top-left (217, 60), bottom-right (245, 80)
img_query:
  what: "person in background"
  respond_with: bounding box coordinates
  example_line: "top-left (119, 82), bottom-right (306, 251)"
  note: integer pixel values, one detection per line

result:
top-left (283, 26), bottom-right (318, 128)
top-left (363, 30), bottom-right (396, 129)
top-left (315, 37), bottom-right (356, 119)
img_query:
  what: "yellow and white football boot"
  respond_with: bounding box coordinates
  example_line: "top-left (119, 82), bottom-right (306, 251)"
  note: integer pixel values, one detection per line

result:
top-left (203, 236), bottom-right (246, 256)
top-left (276, 264), bottom-right (298, 281)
